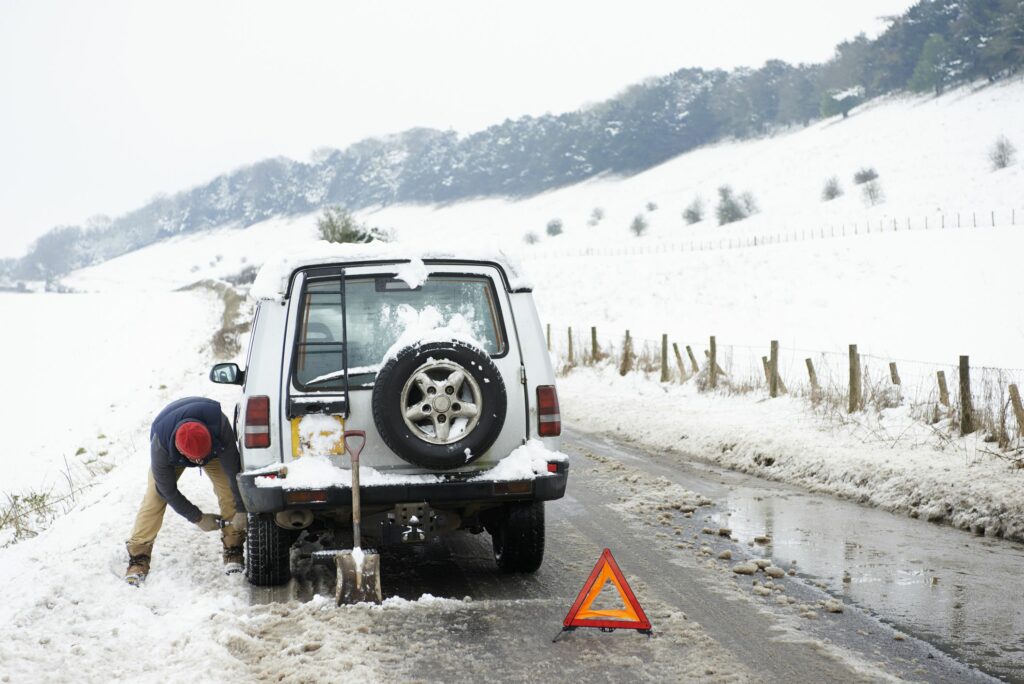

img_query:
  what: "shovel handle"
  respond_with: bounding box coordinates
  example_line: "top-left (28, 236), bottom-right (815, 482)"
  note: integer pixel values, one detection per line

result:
top-left (343, 430), bottom-right (366, 545)
top-left (344, 430), bottom-right (366, 465)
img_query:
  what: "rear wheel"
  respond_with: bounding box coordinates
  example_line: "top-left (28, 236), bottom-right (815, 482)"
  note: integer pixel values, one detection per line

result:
top-left (246, 513), bottom-right (293, 586)
top-left (491, 501), bottom-right (545, 573)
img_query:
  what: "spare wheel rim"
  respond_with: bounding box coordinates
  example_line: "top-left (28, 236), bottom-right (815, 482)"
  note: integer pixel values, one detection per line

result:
top-left (400, 359), bottom-right (484, 445)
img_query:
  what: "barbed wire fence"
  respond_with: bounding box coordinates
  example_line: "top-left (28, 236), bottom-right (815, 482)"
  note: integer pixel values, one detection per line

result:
top-left (516, 207), bottom-right (1023, 260)
top-left (544, 322), bottom-right (1024, 459)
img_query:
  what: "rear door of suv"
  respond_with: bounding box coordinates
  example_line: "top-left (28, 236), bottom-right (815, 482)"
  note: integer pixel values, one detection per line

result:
top-left (280, 261), bottom-right (528, 474)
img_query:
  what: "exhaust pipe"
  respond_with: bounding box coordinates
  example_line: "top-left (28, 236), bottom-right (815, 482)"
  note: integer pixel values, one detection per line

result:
top-left (275, 509), bottom-right (314, 530)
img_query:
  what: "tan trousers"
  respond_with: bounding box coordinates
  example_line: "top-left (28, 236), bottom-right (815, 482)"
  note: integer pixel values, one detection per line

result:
top-left (126, 458), bottom-right (244, 557)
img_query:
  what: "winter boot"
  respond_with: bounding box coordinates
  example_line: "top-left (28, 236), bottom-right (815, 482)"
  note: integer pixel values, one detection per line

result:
top-left (223, 545), bottom-right (244, 575)
top-left (125, 553), bottom-right (151, 587)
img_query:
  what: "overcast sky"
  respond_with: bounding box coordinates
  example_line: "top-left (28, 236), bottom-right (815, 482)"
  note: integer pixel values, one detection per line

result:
top-left (0, 0), bottom-right (918, 258)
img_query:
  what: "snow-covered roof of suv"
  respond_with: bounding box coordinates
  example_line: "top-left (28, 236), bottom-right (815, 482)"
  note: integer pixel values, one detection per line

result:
top-left (250, 242), bottom-right (531, 300)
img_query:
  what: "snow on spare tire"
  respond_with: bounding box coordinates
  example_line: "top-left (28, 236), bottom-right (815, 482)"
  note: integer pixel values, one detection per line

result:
top-left (372, 340), bottom-right (506, 470)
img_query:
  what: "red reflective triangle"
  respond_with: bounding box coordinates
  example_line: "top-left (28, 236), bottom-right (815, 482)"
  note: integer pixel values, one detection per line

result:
top-left (562, 548), bottom-right (651, 632)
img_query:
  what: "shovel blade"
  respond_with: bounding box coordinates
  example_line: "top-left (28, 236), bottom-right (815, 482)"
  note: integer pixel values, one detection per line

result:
top-left (335, 551), bottom-right (382, 605)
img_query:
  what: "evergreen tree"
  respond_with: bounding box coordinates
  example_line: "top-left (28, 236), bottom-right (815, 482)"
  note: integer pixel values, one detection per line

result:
top-left (909, 34), bottom-right (953, 93)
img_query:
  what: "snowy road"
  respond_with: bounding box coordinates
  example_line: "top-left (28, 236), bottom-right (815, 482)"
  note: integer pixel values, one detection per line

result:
top-left (242, 428), bottom-right (992, 683)
top-left (1, 425), bottom-right (1007, 683)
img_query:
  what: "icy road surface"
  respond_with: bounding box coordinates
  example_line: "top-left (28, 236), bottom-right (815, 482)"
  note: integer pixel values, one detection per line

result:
top-left (0, 427), bottom-right (1005, 683)
top-left (246, 430), bottom-right (995, 684)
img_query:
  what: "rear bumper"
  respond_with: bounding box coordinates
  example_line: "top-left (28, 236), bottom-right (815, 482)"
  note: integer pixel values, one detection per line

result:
top-left (237, 463), bottom-right (569, 514)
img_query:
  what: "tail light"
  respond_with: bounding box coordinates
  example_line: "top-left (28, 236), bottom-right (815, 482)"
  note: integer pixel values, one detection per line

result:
top-left (536, 385), bottom-right (561, 437)
top-left (244, 395), bottom-right (271, 448)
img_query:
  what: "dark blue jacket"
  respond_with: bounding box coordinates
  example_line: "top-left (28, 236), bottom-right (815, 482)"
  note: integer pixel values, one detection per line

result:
top-left (150, 397), bottom-right (244, 522)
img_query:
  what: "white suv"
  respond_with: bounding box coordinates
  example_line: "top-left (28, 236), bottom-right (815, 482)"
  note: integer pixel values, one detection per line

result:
top-left (210, 249), bottom-right (567, 586)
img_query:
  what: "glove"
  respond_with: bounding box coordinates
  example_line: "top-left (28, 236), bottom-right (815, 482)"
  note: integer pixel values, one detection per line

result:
top-left (194, 513), bottom-right (221, 532)
top-left (229, 512), bottom-right (248, 532)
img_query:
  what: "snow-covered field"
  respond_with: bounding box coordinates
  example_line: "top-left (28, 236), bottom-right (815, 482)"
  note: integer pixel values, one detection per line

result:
top-left (2, 77), bottom-right (1022, 681)
top-left (0, 291), bottom-right (224, 495)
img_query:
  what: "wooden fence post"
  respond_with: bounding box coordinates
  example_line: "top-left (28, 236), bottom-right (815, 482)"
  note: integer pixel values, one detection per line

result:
top-left (672, 343), bottom-right (687, 383)
top-left (705, 350), bottom-right (727, 377)
top-left (546, 323), bottom-right (551, 351)
top-left (769, 340), bottom-right (781, 398)
top-left (889, 362), bottom-right (901, 385)
top-left (761, 356), bottom-right (771, 386)
top-left (848, 344), bottom-right (862, 413)
top-left (660, 334), bottom-right (670, 382)
top-left (937, 370), bottom-right (950, 406)
top-left (619, 330), bottom-right (633, 377)
top-left (1009, 385), bottom-right (1024, 438)
top-left (806, 358), bottom-right (820, 402)
top-left (591, 326), bottom-right (599, 363)
top-left (709, 336), bottom-right (718, 389)
top-left (567, 327), bottom-right (574, 367)
top-left (685, 345), bottom-right (700, 374)
top-left (960, 355), bottom-right (974, 434)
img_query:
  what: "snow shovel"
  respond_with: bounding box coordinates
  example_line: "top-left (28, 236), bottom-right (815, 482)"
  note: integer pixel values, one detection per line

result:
top-left (334, 430), bottom-right (382, 605)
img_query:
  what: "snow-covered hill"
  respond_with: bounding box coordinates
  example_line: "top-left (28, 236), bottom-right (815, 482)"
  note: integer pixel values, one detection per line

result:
top-left (64, 78), bottom-right (1024, 370)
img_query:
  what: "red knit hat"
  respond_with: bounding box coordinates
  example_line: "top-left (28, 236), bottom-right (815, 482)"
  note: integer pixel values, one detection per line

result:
top-left (175, 421), bottom-right (212, 462)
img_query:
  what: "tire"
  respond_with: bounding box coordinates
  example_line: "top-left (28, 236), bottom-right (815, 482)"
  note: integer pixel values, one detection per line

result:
top-left (372, 341), bottom-right (507, 470)
top-left (491, 501), bottom-right (545, 573)
top-left (245, 513), bottom-right (293, 586)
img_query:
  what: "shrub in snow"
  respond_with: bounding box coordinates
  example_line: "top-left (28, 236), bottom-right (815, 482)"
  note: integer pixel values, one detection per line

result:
top-left (646, 201), bottom-right (658, 212)
top-left (989, 135), bottom-right (1016, 170)
top-left (861, 180), bottom-right (884, 206)
top-left (588, 207), bottom-right (605, 226)
top-left (630, 214), bottom-right (649, 236)
top-left (546, 218), bottom-right (564, 236)
top-left (523, 232), bottom-right (540, 245)
top-left (853, 167), bottom-right (879, 185)
top-left (317, 206), bottom-right (385, 244)
top-left (716, 186), bottom-right (746, 225)
top-left (822, 176), bottom-right (843, 201)
top-left (740, 191), bottom-right (758, 216)
top-left (682, 196), bottom-right (704, 225)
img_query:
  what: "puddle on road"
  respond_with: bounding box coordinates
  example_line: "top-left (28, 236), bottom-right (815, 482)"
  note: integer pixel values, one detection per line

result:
top-left (700, 468), bottom-right (1024, 682)
top-left (571, 431), bottom-right (1024, 681)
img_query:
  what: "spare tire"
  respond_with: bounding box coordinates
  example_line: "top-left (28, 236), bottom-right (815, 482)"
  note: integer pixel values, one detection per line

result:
top-left (372, 341), bottom-right (507, 470)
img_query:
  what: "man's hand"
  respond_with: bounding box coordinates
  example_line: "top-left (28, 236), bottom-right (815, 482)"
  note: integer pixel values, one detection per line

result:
top-left (194, 513), bottom-right (221, 532)
top-left (230, 512), bottom-right (248, 532)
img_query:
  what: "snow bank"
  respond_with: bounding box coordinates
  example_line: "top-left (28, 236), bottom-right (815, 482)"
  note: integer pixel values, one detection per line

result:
top-left (560, 365), bottom-right (1024, 542)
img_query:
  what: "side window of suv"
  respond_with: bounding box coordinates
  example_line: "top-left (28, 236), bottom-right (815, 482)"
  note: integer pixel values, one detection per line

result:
top-left (293, 275), bottom-right (506, 391)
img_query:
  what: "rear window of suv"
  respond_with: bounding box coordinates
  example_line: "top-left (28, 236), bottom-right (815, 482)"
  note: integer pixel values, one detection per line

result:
top-left (293, 275), bottom-right (506, 391)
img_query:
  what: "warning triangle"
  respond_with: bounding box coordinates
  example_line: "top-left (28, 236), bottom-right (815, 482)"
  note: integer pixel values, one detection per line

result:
top-left (561, 548), bottom-right (651, 633)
